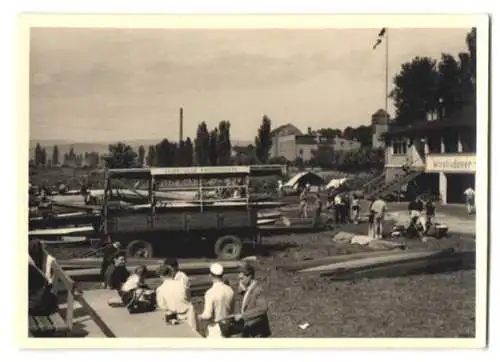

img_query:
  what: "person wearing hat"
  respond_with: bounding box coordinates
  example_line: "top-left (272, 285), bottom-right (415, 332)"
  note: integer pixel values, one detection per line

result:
top-left (156, 264), bottom-right (197, 331)
top-left (198, 263), bottom-right (235, 338)
top-left (234, 262), bottom-right (271, 338)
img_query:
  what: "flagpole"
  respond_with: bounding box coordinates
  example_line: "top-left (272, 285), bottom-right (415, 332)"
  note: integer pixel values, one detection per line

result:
top-left (385, 29), bottom-right (389, 115)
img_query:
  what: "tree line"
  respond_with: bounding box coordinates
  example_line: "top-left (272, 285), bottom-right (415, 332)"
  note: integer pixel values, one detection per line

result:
top-left (31, 143), bottom-right (101, 169)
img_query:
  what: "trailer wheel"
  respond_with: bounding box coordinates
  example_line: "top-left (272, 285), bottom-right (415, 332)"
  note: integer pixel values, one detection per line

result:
top-left (214, 235), bottom-right (243, 260)
top-left (126, 240), bottom-right (154, 259)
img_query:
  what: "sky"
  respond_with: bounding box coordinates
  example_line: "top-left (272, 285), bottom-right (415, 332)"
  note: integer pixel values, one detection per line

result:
top-left (29, 27), bottom-right (471, 143)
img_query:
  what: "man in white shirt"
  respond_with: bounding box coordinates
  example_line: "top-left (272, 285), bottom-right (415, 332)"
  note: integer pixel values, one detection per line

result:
top-left (464, 186), bottom-right (475, 215)
top-left (198, 263), bottom-right (235, 338)
top-left (155, 264), bottom-right (197, 331)
top-left (163, 257), bottom-right (190, 290)
top-left (370, 196), bottom-right (388, 240)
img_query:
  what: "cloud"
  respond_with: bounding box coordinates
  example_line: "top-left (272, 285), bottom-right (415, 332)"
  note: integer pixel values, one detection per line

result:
top-left (29, 27), bottom-right (471, 142)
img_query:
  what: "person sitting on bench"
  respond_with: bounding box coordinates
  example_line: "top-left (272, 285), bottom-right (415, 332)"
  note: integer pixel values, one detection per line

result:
top-left (156, 264), bottom-right (198, 331)
top-left (120, 265), bottom-right (156, 314)
top-left (104, 252), bottom-right (130, 291)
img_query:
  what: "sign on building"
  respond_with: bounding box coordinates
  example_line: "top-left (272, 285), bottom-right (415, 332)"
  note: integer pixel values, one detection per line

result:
top-left (425, 154), bottom-right (476, 173)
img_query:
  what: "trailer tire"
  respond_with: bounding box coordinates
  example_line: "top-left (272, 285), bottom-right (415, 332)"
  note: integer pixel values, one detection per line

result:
top-left (126, 240), bottom-right (154, 259)
top-left (214, 235), bottom-right (243, 260)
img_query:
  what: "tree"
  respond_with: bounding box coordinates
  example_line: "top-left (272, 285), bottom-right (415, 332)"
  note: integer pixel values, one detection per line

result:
top-left (155, 139), bottom-right (173, 167)
top-left (147, 145), bottom-right (156, 166)
top-left (390, 56), bottom-right (440, 126)
top-left (316, 128), bottom-right (342, 138)
top-left (311, 145), bottom-right (335, 168)
top-left (104, 142), bottom-right (137, 168)
top-left (208, 128), bottom-right (218, 166)
top-left (34, 143), bottom-right (44, 167)
top-left (437, 53), bottom-right (462, 117)
top-left (184, 137), bottom-right (194, 167)
top-left (195, 122), bottom-right (210, 166)
top-left (255, 115), bottom-right (273, 163)
top-left (137, 145), bottom-right (146, 167)
top-left (52, 145), bottom-right (60, 166)
top-left (40, 148), bottom-right (47, 167)
top-left (466, 28), bottom-right (476, 83)
top-left (216, 120), bottom-right (232, 165)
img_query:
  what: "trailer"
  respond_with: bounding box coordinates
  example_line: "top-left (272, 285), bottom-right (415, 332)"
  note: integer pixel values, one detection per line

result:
top-left (93, 165), bottom-right (284, 260)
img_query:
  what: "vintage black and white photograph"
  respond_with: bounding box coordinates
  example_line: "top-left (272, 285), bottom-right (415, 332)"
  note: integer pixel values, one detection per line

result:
top-left (21, 14), bottom-right (489, 346)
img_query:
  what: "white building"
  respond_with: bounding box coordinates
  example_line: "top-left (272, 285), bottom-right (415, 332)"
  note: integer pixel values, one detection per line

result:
top-left (383, 104), bottom-right (476, 204)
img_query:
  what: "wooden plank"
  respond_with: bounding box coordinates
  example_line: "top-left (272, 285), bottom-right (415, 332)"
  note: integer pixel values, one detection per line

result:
top-left (33, 316), bottom-right (55, 333)
top-left (48, 313), bottom-right (68, 332)
top-left (329, 255), bottom-right (465, 280)
top-left (78, 289), bottom-right (201, 338)
top-left (61, 258), bottom-right (243, 273)
top-left (298, 248), bottom-right (455, 275)
top-left (29, 226), bottom-right (95, 236)
top-left (28, 316), bottom-right (38, 331)
top-left (276, 250), bottom-right (406, 272)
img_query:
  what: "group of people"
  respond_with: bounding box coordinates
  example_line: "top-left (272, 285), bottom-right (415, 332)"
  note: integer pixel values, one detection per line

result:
top-left (101, 240), bottom-right (271, 338)
top-left (297, 183), bottom-right (361, 226)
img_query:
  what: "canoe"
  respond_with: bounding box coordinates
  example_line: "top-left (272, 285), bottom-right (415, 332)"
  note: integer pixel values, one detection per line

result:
top-left (298, 248), bottom-right (455, 276)
top-left (328, 253), bottom-right (467, 280)
top-left (29, 225), bottom-right (95, 236)
top-left (276, 250), bottom-right (406, 272)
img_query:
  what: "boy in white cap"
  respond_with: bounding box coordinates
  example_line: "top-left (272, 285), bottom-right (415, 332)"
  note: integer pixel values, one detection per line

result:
top-left (198, 263), bottom-right (235, 338)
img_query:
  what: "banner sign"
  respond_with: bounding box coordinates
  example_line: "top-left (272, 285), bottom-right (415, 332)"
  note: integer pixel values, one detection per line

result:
top-left (425, 154), bottom-right (476, 173)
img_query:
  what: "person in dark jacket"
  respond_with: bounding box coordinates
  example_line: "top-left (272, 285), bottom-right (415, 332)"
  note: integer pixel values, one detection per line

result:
top-left (104, 252), bottom-right (130, 291)
top-left (234, 262), bottom-right (271, 338)
top-left (100, 237), bottom-right (122, 287)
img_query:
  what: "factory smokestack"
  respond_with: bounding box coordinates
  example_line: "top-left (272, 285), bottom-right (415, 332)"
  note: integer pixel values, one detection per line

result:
top-left (179, 107), bottom-right (184, 142)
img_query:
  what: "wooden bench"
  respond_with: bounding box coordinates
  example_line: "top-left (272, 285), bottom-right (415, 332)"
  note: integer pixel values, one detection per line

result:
top-left (29, 244), bottom-right (76, 337)
top-left (76, 289), bottom-right (202, 338)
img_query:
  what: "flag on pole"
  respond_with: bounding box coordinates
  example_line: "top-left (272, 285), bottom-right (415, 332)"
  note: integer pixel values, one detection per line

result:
top-left (373, 28), bottom-right (387, 49)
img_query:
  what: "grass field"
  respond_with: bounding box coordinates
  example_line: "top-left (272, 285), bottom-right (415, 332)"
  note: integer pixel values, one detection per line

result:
top-left (47, 223), bottom-right (476, 338)
top-left (34, 167), bottom-right (476, 338)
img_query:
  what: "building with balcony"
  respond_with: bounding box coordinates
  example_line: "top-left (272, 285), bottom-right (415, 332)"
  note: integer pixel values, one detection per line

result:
top-left (383, 104), bottom-right (476, 204)
top-left (269, 124), bottom-right (361, 162)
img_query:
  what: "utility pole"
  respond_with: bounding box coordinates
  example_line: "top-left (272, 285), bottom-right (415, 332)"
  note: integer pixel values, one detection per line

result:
top-left (179, 107), bottom-right (184, 142)
top-left (384, 29), bottom-right (389, 115)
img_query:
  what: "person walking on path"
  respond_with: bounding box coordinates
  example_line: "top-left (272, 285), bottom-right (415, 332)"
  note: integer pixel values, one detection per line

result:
top-left (464, 186), bottom-right (475, 215)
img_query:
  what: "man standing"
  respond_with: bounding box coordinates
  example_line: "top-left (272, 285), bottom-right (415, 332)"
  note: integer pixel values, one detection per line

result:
top-left (334, 193), bottom-right (343, 224)
top-left (298, 184), bottom-right (311, 218)
top-left (234, 262), bottom-right (271, 338)
top-left (198, 263), bottom-right (235, 338)
top-left (156, 264), bottom-right (197, 331)
top-left (464, 186), bottom-right (475, 215)
top-left (370, 196), bottom-right (387, 240)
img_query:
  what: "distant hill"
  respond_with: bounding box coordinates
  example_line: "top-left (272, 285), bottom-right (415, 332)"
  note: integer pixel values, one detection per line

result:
top-left (29, 139), bottom-right (254, 158)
